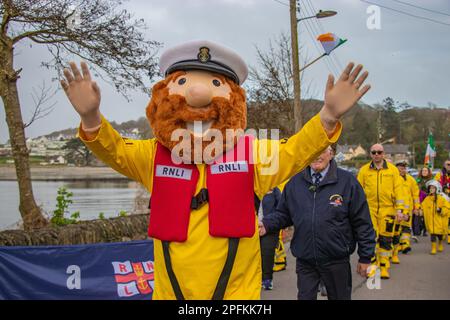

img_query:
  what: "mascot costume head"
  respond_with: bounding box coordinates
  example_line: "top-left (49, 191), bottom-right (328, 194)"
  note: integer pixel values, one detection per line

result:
top-left (146, 40), bottom-right (248, 163)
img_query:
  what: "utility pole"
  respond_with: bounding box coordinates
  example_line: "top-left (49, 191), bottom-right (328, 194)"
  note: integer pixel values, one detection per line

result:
top-left (377, 107), bottom-right (383, 143)
top-left (290, 0), bottom-right (302, 131)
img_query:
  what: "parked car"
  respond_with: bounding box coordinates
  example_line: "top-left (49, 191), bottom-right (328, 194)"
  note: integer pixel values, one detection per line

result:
top-left (407, 168), bottom-right (418, 178)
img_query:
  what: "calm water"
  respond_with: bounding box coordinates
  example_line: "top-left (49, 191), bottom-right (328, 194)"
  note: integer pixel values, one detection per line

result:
top-left (0, 180), bottom-right (144, 230)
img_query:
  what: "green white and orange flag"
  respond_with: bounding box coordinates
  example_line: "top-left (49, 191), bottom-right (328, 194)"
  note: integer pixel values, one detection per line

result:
top-left (424, 132), bottom-right (436, 168)
top-left (300, 33), bottom-right (347, 72)
top-left (317, 33), bottom-right (347, 55)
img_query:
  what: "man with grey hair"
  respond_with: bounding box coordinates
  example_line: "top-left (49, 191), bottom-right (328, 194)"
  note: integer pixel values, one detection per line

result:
top-left (260, 146), bottom-right (376, 300)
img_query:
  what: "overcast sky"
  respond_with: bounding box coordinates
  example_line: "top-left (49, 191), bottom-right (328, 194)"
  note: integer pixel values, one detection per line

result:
top-left (1, 0), bottom-right (449, 143)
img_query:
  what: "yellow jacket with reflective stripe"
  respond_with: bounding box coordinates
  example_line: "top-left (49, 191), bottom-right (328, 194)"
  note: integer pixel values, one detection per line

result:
top-left (357, 160), bottom-right (405, 215)
top-left (402, 173), bottom-right (421, 213)
top-left (398, 173), bottom-right (421, 214)
top-left (78, 113), bottom-right (341, 300)
top-left (422, 194), bottom-right (449, 235)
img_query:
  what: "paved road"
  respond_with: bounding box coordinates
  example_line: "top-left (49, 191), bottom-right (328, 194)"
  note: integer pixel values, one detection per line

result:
top-left (261, 235), bottom-right (450, 300)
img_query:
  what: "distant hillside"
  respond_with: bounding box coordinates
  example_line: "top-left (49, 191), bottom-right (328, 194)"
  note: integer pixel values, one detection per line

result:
top-left (42, 117), bottom-right (154, 140)
top-left (40, 100), bottom-right (449, 166)
top-left (247, 99), bottom-right (449, 166)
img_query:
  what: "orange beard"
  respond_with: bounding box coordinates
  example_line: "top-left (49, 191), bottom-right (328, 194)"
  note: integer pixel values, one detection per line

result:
top-left (146, 71), bottom-right (247, 163)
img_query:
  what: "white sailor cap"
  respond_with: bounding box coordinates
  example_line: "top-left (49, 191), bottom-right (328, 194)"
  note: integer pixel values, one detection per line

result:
top-left (159, 40), bottom-right (248, 85)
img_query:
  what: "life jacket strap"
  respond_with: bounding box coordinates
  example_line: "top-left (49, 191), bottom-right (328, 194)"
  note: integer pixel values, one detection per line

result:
top-left (162, 241), bottom-right (185, 300)
top-left (212, 238), bottom-right (240, 300)
top-left (162, 238), bottom-right (240, 300)
top-left (190, 188), bottom-right (209, 210)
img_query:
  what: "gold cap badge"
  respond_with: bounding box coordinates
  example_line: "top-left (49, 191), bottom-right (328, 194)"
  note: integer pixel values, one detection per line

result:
top-left (197, 47), bottom-right (211, 63)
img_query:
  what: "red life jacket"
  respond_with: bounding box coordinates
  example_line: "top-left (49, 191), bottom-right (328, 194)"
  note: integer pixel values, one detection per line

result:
top-left (148, 136), bottom-right (255, 242)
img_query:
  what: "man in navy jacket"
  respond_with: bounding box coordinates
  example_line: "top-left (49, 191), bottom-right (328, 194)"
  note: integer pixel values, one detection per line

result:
top-left (260, 146), bottom-right (376, 300)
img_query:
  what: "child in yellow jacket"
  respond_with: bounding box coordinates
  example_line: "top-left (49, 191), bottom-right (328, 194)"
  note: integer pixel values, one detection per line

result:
top-left (422, 180), bottom-right (449, 254)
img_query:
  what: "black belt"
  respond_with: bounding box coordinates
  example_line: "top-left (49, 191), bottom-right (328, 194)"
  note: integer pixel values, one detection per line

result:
top-left (162, 238), bottom-right (240, 300)
top-left (190, 188), bottom-right (209, 210)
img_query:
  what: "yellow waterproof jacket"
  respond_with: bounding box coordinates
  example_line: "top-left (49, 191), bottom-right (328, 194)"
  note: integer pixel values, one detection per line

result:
top-left (79, 113), bottom-right (341, 300)
top-left (357, 160), bottom-right (405, 217)
top-left (400, 173), bottom-right (421, 214)
top-left (422, 194), bottom-right (449, 235)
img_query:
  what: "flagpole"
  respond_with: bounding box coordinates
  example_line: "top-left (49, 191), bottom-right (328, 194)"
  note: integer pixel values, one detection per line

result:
top-left (300, 38), bottom-right (347, 73)
top-left (299, 53), bottom-right (326, 72)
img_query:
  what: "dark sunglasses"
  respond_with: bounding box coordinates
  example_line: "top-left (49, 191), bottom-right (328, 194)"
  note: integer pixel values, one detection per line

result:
top-left (371, 150), bottom-right (383, 155)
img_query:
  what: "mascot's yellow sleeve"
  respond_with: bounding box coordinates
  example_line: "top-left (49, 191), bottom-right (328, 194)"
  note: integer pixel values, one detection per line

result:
top-left (78, 113), bottom-right (341, 197)
top-left (77, 115), bottom-right (155, 192)
top-left (253, 113), bottom-right (341, 199)
top-left (78, 113), bottom-right (341, 300)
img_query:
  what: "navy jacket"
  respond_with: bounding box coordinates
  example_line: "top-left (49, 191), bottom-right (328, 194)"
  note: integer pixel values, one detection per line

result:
top-left (263, 160), bottom-right (376, 265)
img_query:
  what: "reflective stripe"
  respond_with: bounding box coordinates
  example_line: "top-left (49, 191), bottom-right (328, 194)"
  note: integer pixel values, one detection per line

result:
top-left (396, 200), bottom-right (404, 204)
top-left (400, 235), bottom-right (410, 241)
top-left (378, 251), bottom-right (391, 257)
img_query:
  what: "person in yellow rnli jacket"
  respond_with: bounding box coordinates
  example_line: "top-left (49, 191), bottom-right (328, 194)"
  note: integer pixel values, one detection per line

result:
top-left (422, 180), bottom-right (449, 254)
top-left (60, 40), bottom-right (371, 299)
top-left (435, 159), bottom-right (450, 244)
top-left (394, 161), bottom-right (421, 262)
top-left (357, 144), bottom-right (405, 279)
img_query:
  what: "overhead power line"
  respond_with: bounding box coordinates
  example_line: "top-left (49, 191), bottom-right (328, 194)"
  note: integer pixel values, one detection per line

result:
top-left (304, 0), bottom-right (345, 72)
top-left (360, 0), bottom-right (450, 27)
top-left (390, 0), bottom-right (450, 17)
top-left (273, 0), bottom-right (340, 76)
top-left (272, 0), bottom-right (289, 7)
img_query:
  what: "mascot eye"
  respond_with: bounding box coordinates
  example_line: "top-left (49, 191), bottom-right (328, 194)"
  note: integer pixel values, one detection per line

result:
top-left (178, 78), bottom-right (186, 85)
top-left (212, 79), bottom-right (221, 87)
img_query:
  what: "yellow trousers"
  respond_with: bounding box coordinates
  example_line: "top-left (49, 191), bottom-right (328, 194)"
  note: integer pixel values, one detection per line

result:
top-left (369, 207), bottom-right (396, 269)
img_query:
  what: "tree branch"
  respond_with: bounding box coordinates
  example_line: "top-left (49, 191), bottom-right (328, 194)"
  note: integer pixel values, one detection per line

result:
top-left (12, 29), bottom-right (61, 44)
top-left (23, 82), bottom-right (56, 128)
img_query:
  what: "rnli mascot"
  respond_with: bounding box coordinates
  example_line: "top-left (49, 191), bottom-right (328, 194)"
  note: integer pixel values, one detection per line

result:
top-left (61, 40), bottom-right (370, 299)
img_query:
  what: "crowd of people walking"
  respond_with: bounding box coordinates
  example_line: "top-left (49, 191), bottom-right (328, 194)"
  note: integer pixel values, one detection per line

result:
top-left (259, 147), bottom-right (450, 300)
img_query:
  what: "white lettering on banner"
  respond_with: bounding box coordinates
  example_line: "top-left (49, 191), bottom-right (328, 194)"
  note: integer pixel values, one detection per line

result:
top-left (117, 282), bottom-right (140, 297)
top-left (142, 261), bottom-right (154, 274)
top-left (210, 161), bottom-right (248, 174)
top-left (156, 165), bottom-right (192, 180)
top-left (66, 265), bottom-right (81, 290)
top-left (112, 261), bottom-right (132, 274)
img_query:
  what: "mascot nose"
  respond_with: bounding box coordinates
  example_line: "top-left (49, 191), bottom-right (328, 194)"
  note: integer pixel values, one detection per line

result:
top-left (185, 84), bottom-right (213, 108)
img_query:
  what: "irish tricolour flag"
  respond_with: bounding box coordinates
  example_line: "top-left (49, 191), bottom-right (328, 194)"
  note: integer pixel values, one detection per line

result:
top-left (424, 132), bottom-right (436, 168)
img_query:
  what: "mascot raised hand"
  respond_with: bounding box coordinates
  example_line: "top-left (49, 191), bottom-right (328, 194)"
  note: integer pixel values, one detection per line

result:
top-left (61, 40), bottom-right (370, 299)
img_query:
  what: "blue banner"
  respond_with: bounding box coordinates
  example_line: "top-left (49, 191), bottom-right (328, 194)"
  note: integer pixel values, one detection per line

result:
top-left (0, 240), bottom-right (154, 300)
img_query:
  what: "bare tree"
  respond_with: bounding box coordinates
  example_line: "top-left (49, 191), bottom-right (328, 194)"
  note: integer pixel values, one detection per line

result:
top-left (246, 32), bottom-right (317, 136)
top-left (23, 82), bottom-right (57, 128)
top-left (0, 0), bottom-right (160, 230)
top-left (248, 32), bottom-right (316, 102)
